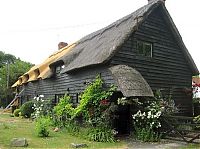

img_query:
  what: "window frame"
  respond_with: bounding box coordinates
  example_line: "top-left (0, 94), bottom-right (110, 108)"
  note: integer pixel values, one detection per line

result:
top-left (53, 94), bottom-right (65, 105)
top-left (55, 64), bottom-right (65, 74)
top-left (136, 40), bottom-right (153, 58)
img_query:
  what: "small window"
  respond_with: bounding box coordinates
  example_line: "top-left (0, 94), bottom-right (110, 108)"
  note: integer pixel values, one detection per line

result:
top-left (56, 65), bottom-right (65, 74)
top-left (136, 41), bottom-right (153, 57)
top-left (76, 93), bottom-right (81, 103)
top-left (53, 94), bottom-right (65, 105)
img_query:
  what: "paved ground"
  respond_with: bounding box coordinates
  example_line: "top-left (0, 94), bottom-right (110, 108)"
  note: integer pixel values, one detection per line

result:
top-left (126, 140), bottom-right (188, 149)
top-left (118, 136), bottom-right (200, 149)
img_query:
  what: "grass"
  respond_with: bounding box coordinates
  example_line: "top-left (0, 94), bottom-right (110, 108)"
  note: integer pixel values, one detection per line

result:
top-left (0, 113), bottom-right (126, 149)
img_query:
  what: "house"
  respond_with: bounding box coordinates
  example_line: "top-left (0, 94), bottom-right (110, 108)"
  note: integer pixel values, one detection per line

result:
top-left (12, 0), bottom-right (198, 133)
top-left (192, 76), bottom-right (200, 99)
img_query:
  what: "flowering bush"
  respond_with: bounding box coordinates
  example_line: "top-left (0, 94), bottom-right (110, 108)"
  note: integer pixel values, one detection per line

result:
top-left (52, 75), bottom-right (117, 142)
top-left (132, 100), bottom-right (162, 142)
top-left (192, 81), bottom-right (200, 102)
top-left (154, 89), bottom-right (178, 115)
top-left (132, 108), bottom-right (161, 129)
top-left (32, 95), bottom-right (52, 119)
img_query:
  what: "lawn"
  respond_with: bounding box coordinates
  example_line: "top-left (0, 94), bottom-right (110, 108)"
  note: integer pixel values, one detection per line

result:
top-left (0, 113), bottom-right (126, 149)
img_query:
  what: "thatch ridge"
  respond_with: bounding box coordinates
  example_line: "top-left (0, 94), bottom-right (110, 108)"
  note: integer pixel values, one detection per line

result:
top-left (54, 0), bottom-right (198, 75)
top-left (51, 0), bottom-right (163, 73)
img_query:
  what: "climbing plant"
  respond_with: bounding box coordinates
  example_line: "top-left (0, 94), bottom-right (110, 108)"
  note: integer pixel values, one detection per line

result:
top-left (53, 75), bottom-right (118, 142)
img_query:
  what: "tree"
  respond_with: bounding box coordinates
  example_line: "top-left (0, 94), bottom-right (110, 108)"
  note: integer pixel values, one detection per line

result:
top-left (0, 51), bottom-right (32, 108)
top-left (0, 51), bottom-right (16, 68)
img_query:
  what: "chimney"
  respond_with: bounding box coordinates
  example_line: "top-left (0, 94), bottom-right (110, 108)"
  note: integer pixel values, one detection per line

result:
top-left (148, 0), bottom-right (165, 4)
top-left (58, 42), bottom-right (68, 50)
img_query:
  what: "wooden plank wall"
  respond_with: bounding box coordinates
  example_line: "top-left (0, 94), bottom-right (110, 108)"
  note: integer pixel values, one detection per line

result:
top-left (111, 7), bottom-right (193, 115)
top-left (22, 66), bottom-right (115, 104)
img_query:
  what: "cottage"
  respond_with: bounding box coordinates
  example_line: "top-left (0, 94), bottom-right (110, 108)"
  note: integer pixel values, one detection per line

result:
top-left (12, 0), bottom-right (198, 133)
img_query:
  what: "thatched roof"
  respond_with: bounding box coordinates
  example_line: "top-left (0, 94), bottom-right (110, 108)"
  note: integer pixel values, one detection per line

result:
top-left (12, 44), bottom-right (75, 87)
top-left (12, 0), bottom-right (199, 87)
top-left (50, 0), bottom-right (198, 75)
top-left (51, 0), bottom-right (159, 73)
top-left (109, 65), bottom-right (154, 97)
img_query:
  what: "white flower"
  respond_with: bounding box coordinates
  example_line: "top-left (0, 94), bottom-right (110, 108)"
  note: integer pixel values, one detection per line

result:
top-left (36, 97), bottom-right (39, 101)
top-left (112, 129), bottom-right (118, 135)
top-left (157, 122), bottom-right (161, 128)
top-left (39, 95), bottom-right (44, 98)
top-left (147, 111), bottom-right (151, 119)
top-left (132, 115), bottom-right (136, 119)
top-left (156, 111), bottom-right (162, 117)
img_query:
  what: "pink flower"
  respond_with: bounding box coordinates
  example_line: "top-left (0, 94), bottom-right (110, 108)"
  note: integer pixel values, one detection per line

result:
top-left (100, 99), bottom-right (110, 105)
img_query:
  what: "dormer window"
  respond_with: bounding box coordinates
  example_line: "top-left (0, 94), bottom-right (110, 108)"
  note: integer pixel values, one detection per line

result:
top-left (136, 40), bottom-right (153, 57)
top-left (56, 64), bottom-right (65, 74)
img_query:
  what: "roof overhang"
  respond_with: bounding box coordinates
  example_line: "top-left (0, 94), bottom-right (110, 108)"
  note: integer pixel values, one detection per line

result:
top-left (109, 65), bottom-right (154, 97)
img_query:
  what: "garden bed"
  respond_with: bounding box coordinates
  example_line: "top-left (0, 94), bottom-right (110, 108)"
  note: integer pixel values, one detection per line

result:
top-left (0, 113), bottom-right (125, 149)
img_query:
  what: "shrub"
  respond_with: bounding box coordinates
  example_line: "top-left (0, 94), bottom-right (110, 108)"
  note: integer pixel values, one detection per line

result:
top-left (132, 100), bottom-right (162, 142)
top-left (65, 121), bottom-right (80, 136)
top-left (32, 95), bottom-right (53, 119)
top-left (13, 109), bottom-right (21, 117)
top-left (134, 126), bottom-right (161, 142)
top-left (20, 101), bottom-right (34, 118)
top-left (87, 127), bottom-right (115, 142)
top-left (35, 117), bottom-right (52, 137)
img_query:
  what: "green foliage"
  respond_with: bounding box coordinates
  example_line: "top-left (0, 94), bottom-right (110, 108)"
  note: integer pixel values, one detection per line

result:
top-left (35, 116), bottom-right (52, 137)
top-left (74, 75), bottom-right (116, 125)
top-left (3, 123), bottom-right (9, 129)
top-left (53, 95), bottom-right (74, 126)
top-left (53, 95), bottom-right (74, 119)
top-left (154, 89), bottom-right (178, 115)
top-left (20, 101), bottom-right (34, 118)
top-left (13, 109), bottom-right (21, 117)
top-left (134, 126), bottom-right (161, 142)
top-left (87, 127), bottom-right (115, 142)
top-left (132, 99), bottom-right (162, 142)
top-left (52, 75), bottom-right (117, 142)
top-left (0, 51), bottom-right (32, 108)
top-left (0, 113), bottom-right (125, 148)
top-left (32, 95), bottom-right (53, 119)
top-left (65, 121), bottom-right (80, 136)
top-left (0, 51), bottom-right (16, 68)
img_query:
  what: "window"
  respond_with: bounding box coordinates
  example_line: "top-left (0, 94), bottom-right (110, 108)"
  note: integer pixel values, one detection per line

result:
top-left (53, 94), bottom-right (65, 105)
top-left (136, 41), bottom-right (153, 57)
top-left (56, 65), bottom-right (65, 74)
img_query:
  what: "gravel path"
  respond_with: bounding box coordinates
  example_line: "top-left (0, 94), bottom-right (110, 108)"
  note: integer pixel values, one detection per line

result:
top-left (126, 139), bottom-right (189, 149)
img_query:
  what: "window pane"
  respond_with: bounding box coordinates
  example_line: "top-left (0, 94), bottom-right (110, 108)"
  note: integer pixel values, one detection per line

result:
top-left (137, 41), bottom-right (144, 55)
top-left (144, 44), bottom-right (152, 57)
top-left (136, 41), bottom-right (152, 57)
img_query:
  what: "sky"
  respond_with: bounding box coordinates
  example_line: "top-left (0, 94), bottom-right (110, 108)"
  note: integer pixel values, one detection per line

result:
top-left (0, 0), bottom-right (199, 71)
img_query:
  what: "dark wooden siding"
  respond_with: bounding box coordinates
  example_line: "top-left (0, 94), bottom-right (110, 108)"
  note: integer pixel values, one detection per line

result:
top-left (22, 66), bottom-right (115, 104)
top-left (111, 7), bottom-right (192, 115)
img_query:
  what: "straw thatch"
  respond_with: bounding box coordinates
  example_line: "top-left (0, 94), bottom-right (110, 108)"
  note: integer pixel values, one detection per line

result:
top-left (109, 65), bottom-right (154, 97)
top-left (13, 0), bottom-right (199, 87)
top-left (49, 0), bottom-right (198, 75)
